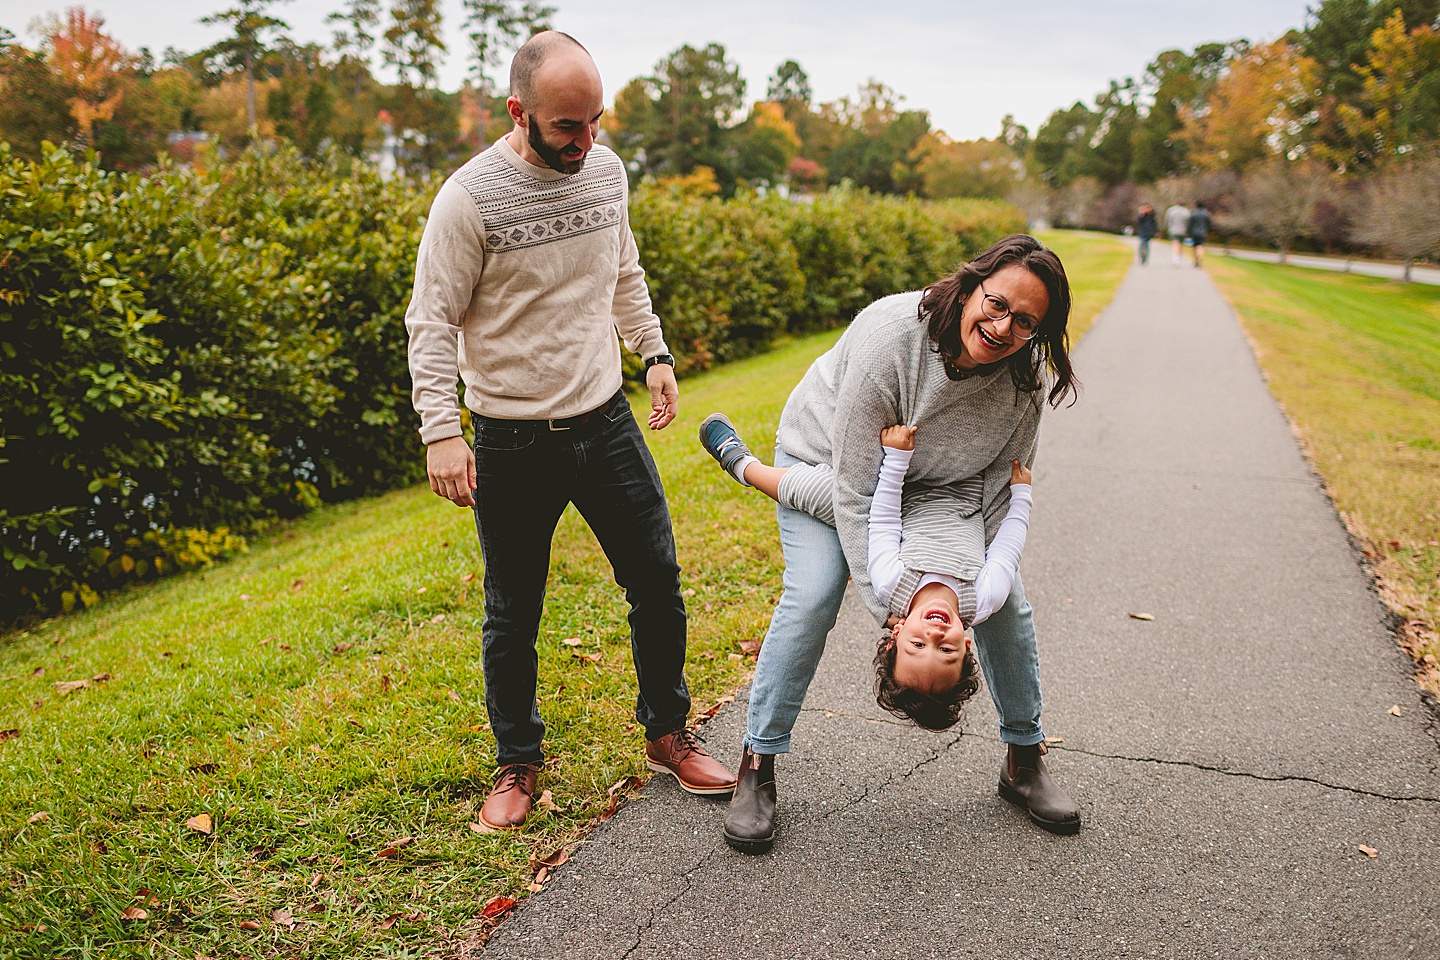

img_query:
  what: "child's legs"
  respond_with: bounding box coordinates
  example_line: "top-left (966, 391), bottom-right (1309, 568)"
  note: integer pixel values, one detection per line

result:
top-left (743, 460), bottom-right (837, 528)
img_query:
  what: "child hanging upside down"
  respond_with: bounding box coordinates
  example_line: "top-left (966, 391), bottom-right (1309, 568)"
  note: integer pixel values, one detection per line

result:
top-left (699, 413), bottom-right (1033, 730)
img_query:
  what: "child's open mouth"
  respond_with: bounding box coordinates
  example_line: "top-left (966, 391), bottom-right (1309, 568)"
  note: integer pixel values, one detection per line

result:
top-left (924, 609), bottom-right (951, 625)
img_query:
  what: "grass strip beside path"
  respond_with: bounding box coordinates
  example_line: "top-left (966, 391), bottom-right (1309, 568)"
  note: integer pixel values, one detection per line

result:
top-left (1207, 256), bottom-right (1440, 695)
top-left (0, 331), bottom-right (841, 959)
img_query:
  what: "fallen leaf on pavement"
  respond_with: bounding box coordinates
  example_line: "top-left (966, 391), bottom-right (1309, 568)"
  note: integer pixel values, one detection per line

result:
top-left (533, 866), bottom-right (550, 884)
top-left (1127, 612), bottom-right (1155, 621)
top-left (526, 881), bottom-right (544, 892)
top-left (1358, 844), bottom-right (1378, 858)
top-left (1387, 705), bottom-right (1402, 716)
top-left (185, 813), bottom-right (213, 835)
top-left (480, 895), bottom-right (516, 921)
top-left (120, 907), bottom-right (148, 921)
top-left (27, 811), bottom-right (47, 824)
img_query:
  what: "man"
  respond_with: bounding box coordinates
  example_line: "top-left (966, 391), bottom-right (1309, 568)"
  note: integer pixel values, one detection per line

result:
top-left (1164, 201), bottom-right (1190, 267)
top-left (1187, 200), bottom-right (1212, 267)
top-left (404, 31), bottom-right (735, 831)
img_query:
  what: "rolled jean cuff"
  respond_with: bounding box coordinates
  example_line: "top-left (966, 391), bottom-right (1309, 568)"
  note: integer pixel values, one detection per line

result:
top-left (998, 725), bottom-right (1046, 747)
top-left (743, 733), bottom-right (790, 755)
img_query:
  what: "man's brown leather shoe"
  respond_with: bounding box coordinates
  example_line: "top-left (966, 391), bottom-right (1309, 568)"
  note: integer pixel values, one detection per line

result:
top-left (998, 742), bottom-right (1081, 835)
top-left (478, 761), bottom-right (542, 830)
top-left (645, 728), bottom-right (737, 796)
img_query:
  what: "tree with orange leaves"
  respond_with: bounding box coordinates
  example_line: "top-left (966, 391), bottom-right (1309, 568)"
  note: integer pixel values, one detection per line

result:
top-left (1181, 39), bottom-right (1308, 173)
top-left (40, 6), bottom-right (130, 147)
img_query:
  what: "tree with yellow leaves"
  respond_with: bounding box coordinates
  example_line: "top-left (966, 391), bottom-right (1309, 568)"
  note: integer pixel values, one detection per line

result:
top-left (40, 6), bottom-right (130, 147)
top-left (1335, 10), bottom-right (1440, 165)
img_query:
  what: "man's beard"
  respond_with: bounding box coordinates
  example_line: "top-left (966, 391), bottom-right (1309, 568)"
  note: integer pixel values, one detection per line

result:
top-left (527, 117), bottom-right (586, 174)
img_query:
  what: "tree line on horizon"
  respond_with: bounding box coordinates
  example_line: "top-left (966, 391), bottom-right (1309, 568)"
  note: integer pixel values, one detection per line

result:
top-left (0, 0), bottom-right (1438, 265)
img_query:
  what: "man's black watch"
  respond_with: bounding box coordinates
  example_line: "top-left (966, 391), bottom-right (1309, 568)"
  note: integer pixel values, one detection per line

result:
top-left (644, 353), bottom-right (675, 369)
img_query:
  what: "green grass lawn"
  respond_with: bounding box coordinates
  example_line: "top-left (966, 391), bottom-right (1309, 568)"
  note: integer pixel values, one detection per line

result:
top-left (1207, 256), bottom-right (1440, 693)
top-left (0, 232), bottom-right (1135, 959)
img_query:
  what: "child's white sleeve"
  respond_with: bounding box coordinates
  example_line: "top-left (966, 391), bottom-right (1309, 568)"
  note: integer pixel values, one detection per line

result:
top-left (972, 483), bottom-right (1032, 625)
top-left (867, 447), bottom-right (911, 606)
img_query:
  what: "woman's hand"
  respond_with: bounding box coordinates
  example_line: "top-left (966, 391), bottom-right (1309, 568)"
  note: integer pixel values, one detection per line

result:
top-left (1010, 459), bottom-right (1032, 485)
top-left (880, 424), bottom-right (916, 451)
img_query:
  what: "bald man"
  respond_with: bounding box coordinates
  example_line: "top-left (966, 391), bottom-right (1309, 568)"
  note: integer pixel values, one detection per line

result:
top-left (405, 31), bottom-right (735, 830)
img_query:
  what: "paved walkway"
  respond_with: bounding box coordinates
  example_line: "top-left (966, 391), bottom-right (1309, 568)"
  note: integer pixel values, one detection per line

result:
top-left (1140, 238), bottom-right (1440, 285)
top-left (478, 260), bottom-right (1440, 959)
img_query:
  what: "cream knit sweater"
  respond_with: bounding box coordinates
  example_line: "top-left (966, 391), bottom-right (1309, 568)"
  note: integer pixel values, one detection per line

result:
top-left (405, 139), bottom-right (668, 443)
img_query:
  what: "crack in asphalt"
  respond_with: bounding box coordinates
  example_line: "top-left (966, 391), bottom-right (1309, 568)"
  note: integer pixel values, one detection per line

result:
top-left (1047, 742), bottom-right (1440, 804)
top-left (618, 840), bottom-right (726, 960)
top-left (797, 707), bottom-right (1440, 805)
top-left (818, 731), bottom-right (966, 819)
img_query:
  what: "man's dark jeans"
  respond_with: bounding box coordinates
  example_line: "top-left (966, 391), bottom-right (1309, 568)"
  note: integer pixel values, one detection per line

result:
top-left (471, 390), bottom-right (690, 766)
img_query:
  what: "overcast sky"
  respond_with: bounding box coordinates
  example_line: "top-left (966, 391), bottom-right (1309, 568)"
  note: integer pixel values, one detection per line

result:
top-left (0, 0), bottom-right (1315, 140)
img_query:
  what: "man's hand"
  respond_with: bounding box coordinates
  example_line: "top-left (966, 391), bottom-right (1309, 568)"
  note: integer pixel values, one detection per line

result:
top-left (646, 362), bottom-right (679, 430)
top-left (427, 435), bottom-right (476, 507)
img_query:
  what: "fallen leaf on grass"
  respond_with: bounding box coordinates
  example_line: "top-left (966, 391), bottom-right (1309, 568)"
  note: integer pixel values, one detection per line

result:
top-left (31, 667), bottom-right (44, 676)
top-left (479, 896), bottom-right (516, 921)
top-left (309, 873), bottom-right (324, 890)
top-left (238, 920), bottom-right (261, 931)
top-left (461, 572), bottom-right (477, 583)
top-left (469, 821), bottom-right (495, 834)
top-left (528, 847), bottom-right (570, 873)
top-left (120, 907), bottom-right (148, 922)
top-left (560, 637), bottom-right (583, 646)
top-left (54, 679), bottom-right (90, 695)
top-left (1127, 612), bottom-right (1155, 621)
top-left (332, 642), bottom-right (354, 654)
top-left (1387, 705), bottom-right (1402, 716)
top-left (526, 881), bottom-right (544, 893)
top-left (573, 652), bottom-right (602, 663)
top-left (185, 813), bottom-right (213, 835)
top-left (535, 789), bottom-right (560, 813)
top-left (699, 696), bottom-right (735, 720)
top-left (27, 811), bottom-right (48, 823)
top-left (90, 673), bottom-right (111, 683)
top-left (448, 690), bottom-right (462, 703)
top-left (272, 909), bottom-right (295, 928)
top-left (188, 762), bottom-right (219, 774)
top-left (738, 639), bottom-right (761, 657)
top-left (430, 614), bottom-right (445, 624)
top-left (1358, 844), bottom-right (1379, 858)
top-left (380, 675), bottom-right (393, 693)
top-left (377, 837), bottom-right (414, 858)
top-left (0, 729), bottom-right (19, 743)
top-left (380, 912), bottom-right (403, 930)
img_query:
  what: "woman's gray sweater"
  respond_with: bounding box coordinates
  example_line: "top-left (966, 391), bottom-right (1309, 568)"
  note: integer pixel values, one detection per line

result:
top-left (777, 290), bottom-right (1045, 622)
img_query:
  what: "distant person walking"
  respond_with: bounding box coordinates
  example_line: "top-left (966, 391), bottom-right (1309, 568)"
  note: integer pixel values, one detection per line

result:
top-left (404, 31), bottom-right (734, 832)
top-left (1188, 201), bottom-right (1212, 267)
top-left (1164, 201), bottom-right (1190, 267)
top-left (1136, 204), bottom-right (1157, 266)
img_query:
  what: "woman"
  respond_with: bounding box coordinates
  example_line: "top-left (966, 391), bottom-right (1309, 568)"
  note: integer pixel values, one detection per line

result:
top-left (723, 235), bottom-right (1081, 853)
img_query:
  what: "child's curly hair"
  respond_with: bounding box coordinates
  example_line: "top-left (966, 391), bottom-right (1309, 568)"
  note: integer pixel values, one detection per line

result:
top-left (873, 629), bottom-right (982, 730)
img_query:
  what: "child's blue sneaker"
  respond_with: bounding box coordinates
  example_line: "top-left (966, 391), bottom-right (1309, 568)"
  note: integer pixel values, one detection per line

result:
top-left (698, 413), bottom-right (754, 484)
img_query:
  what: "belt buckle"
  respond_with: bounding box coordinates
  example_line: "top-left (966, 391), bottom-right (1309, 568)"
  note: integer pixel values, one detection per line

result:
top-left (547, 419), bottom-right (570, 432)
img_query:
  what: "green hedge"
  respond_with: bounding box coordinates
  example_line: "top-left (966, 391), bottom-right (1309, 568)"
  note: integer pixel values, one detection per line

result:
top-left (0, 143), bottom-right (1024, 621)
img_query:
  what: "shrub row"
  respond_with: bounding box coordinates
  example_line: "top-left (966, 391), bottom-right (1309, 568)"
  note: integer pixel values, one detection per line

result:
top-left (0, 144), bottom-right (1024, 621)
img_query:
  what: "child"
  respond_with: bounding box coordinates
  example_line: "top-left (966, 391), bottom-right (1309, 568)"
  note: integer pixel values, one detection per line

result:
top-left (699, 413), bottom-right (1033, 729)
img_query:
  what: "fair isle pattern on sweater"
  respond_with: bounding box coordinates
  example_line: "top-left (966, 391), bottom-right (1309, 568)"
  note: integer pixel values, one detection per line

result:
top-left (452, 149), bottom-right (626, 254)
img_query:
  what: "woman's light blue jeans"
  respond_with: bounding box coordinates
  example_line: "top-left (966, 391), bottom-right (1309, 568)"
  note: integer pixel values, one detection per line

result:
top-left (745, 446), bottom-right (1046, 754)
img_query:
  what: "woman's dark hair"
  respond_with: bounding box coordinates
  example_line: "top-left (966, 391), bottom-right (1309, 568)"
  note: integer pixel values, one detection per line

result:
top-left (919, 233), bottom-right (1079, 408)
top-left (873, 631), bottom-right (982, 731)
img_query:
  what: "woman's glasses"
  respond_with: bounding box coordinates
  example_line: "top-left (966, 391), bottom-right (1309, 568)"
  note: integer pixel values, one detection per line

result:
top-left (978, 282), bottom-right (1040, 340)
